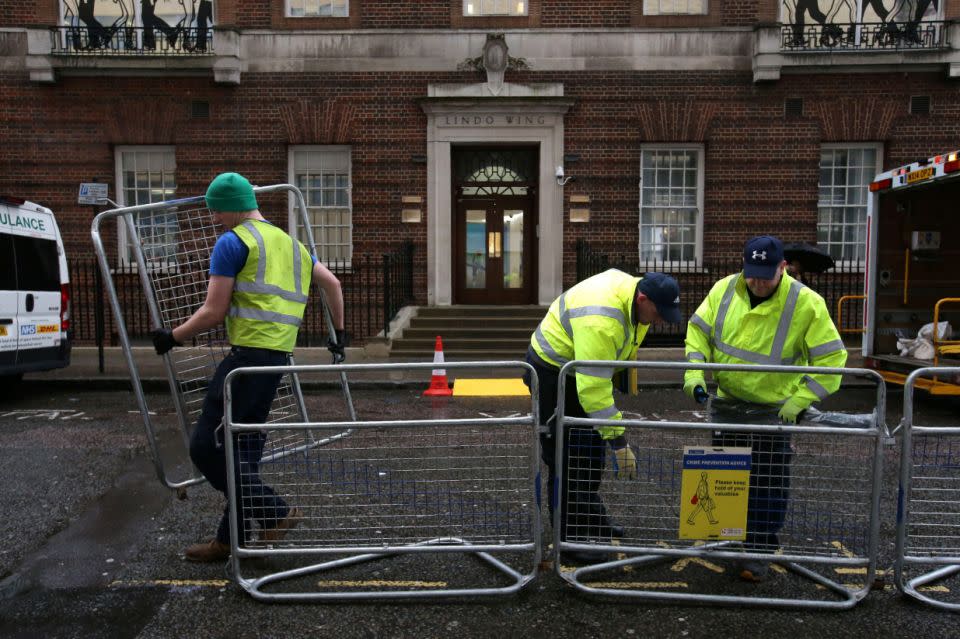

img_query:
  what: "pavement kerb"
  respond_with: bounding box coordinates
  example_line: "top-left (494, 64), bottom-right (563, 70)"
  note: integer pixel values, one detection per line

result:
top-left (21, 346), bottom-right (875, 392)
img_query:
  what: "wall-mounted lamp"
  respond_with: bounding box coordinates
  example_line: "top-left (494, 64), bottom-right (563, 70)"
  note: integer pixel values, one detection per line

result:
top-left (401, 195), bottom-right (422, 223)
top-left (556, 165), bottom-right (574, 186)
top-left (569, 194), bottom-right (590, 223)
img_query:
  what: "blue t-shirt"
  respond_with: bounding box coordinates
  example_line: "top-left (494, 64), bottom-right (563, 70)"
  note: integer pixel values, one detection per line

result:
top-left (209, 223), bottom-right (317, 277)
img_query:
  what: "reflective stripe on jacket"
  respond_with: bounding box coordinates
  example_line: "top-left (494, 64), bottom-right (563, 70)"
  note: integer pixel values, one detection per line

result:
top-left (226, 219), bottom-right (312, 352)
top-left (684, 272), bottom-right (847, 408)
top-left (531, 269), bottom-right (650, 439)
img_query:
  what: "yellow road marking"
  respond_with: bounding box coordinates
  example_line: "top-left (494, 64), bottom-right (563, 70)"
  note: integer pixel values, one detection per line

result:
top-left (111, 579), bottom-right (230, 588)
top-left (584, 581), bottom-right (688, 590)
top-left (671, 557), bottom-right (725, 574)
top-left (315, 579), bottom-right (447, 588)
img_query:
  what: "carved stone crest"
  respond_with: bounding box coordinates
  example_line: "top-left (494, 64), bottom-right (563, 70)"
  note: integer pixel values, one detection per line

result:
top-left (457, 33), bottom-right (530, 96)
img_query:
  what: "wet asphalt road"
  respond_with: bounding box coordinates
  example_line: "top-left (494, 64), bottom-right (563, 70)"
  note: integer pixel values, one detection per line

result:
top-left (0, 381), bottom-right (959, 639)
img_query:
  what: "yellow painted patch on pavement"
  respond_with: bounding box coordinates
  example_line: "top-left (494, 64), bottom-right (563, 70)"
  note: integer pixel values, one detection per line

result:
top-left (316, 579), bottom-right (447, 588)
top-left (584, 581), bottom-right (688, 590)
top-left (111, 578), bottom-right (230, 588)
top-left (452, 378), bottom-right (530, 397)
top-left (670, 557), bottom-right (725, 574)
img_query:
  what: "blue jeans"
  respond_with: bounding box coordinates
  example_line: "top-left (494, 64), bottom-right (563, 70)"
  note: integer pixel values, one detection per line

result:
top-left (189, 346), bottom-right (290, 545)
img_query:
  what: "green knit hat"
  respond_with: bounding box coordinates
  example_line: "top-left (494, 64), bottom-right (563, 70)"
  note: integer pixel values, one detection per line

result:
top-left (205, 172), bottom-right (258, 212)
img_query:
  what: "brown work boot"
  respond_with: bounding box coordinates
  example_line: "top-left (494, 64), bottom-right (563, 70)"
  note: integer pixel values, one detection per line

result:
top-left (184, 539), bottom-right (230, 563)
top-left (259, 507), bottom-right (303, 543)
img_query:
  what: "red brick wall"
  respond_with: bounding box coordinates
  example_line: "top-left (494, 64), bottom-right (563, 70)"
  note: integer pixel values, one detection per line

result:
top-left (2, 67), bottom-right (959, 308)
top-left (0, 0), bottom-right (57, 26)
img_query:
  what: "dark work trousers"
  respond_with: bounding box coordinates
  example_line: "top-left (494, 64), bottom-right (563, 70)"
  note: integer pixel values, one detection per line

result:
top-left (710, 398), bottom-right (792, 551)
top-left (189, 346), bottom-right (289, 545)
top-left (523, 350), bottom-right (613, 542)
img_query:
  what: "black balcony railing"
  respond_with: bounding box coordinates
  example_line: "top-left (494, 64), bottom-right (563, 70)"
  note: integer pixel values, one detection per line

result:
top-left (576, 240), bottom-right (865, 346)
top-left (780, 21), bottom-right (947, 52)
top-left (50, 25), bottom-right (214, 56)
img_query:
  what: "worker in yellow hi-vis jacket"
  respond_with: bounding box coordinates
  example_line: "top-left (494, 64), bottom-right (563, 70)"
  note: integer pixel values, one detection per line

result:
top-left (523, 269), bottom-right (682, 562)
top-left (684, 235), bottom-right (847, 581)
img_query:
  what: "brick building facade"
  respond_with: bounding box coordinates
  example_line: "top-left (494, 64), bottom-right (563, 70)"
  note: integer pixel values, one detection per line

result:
top-left (1, 1), bottom-right (959, 343)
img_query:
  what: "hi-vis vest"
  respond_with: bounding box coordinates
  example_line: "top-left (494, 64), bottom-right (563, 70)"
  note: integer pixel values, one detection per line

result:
top-left (684, 272), bottom-right (847, 408)
top-left (531, 269), bottom-right (650, 439)
top-left (226, 219), bottom-right (312, 353)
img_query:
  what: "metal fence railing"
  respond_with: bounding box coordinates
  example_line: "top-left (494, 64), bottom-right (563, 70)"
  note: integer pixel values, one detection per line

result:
top-left (576, 240), bottom-right (865, 345)
top-left (779, 21), bottom-right (947, 52)
top-left (68, 242), bottom-right (415, 351)
top-left (50, 25), bottom-right (215, 56)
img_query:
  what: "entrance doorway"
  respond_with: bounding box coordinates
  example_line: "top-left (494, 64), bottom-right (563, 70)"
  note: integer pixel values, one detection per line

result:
top-left (452, 146), bottom-right (538, 305)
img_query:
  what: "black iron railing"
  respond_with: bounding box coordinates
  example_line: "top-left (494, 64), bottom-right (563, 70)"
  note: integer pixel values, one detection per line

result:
top-left (780, 21), bottom-right (946, 52)
top-left (68, 242), bottom-right (416, 350)
top-left (576, 240), bottom-right (865, 346)
top-left (50, 25), bottom-right (214, 56)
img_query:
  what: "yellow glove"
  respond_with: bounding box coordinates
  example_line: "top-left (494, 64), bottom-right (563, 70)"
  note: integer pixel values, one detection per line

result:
top-left (777, 396), bottom-right (809, 424)
top-left (612, 444), bottom-right (637, 480)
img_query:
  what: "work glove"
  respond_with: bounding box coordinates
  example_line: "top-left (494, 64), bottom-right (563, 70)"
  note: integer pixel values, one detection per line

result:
top-left (683, 379), bottom-right (709, 404)
top-left (151, 328), bottom-right (181, 355)
top-left (327, 329), bottom-right (347, 364)
top-left (610, 441), bottom-right (637, 480)
top-left (777, 396), bottom-right (809, 424)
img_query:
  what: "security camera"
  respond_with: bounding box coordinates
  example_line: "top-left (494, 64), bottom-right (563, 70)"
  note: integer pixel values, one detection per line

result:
top-left (555, 166), bottom-right (573, 186)
top-left (556, 166), bottom-right (564, 180)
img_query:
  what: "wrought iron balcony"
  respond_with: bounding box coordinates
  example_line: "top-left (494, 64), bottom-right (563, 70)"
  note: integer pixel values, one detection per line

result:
top-left (780, 21), bottom-right (947, 52)
top-left (49, 25), bottom-right (214, 56)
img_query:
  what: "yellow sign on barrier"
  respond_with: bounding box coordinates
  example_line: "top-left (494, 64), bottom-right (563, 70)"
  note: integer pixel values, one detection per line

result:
top-left (679, 446), bottom-right (751, 541)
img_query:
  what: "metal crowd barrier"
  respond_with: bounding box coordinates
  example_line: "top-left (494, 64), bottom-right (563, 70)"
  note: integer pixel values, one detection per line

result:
top-left (895, 367), bottom-right (960, 610)
top-left (555, 360), bottom-right (886, 609)
top-left (91, 185), bottom-right (354, 491)
top-left (224, 361), bottom-right (542, 601)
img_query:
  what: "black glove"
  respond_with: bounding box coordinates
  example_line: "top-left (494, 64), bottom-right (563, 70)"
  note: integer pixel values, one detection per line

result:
top-left (151, 328), bottom-right (181, 355)
top-left (327, 329), bottom-right (347, 364)
top-left (694, 385), bottom-right (709, 405)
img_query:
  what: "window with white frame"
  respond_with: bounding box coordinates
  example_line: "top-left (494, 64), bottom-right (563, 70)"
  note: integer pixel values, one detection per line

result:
top-left (464, 0), bottom-right (528, 16)
top-left (288, 0), bottom-right (348, 17)
top-left (643, 0), bottom-right (706, 15)
top-left (115, 146), bottom-right (177, 265)
top-left (639, 146), bottom-right (703, 264)
top-left (817, 144), bottom-right (880, 263)
top-left (291, 146), bottom-right (352, 265)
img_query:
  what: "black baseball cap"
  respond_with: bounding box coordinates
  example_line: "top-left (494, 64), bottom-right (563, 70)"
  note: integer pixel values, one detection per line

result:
top-left (638, 272), bottom-right (682, 324)
top-left (743, 235), bottom-right (784, 280)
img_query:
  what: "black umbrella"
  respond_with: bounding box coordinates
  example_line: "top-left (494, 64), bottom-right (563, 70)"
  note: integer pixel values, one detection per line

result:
top-left (783, 242), bottom-right (835, 274)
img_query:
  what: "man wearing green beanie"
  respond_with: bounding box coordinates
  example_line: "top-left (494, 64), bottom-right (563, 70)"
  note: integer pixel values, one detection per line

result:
top-left (151, 171), bottom-right (347, 562)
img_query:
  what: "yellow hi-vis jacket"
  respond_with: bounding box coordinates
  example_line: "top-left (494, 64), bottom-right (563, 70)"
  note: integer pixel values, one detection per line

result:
top-left (226, 219), bottom-right (312, 353)
top-left (531, 269), bottom-right (650, 440)
top-left (684, 272), bottom-right (847, 408)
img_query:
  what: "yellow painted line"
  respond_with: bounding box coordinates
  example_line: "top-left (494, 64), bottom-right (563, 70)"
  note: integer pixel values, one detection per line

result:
top-left (671, 557), bottom-right (725, 574)
top-left (316, 579), bottom-right (447, 588)
top-left (452, 378), bottom-right (530, 397)
top-left (111, 579), bottom-right (230, 588)
top-left (584, 581), bottom-right (689, 590)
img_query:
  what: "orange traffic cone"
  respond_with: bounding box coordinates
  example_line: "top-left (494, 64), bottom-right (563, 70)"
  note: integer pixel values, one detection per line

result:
top-left (423, 335), bottom-right (453, 397)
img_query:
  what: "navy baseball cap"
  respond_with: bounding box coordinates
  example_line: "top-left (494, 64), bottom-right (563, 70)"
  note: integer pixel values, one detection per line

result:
top-left (638, 272), bottom-right (682, 324)
top-left (743, 235), bottom-right (784, 280)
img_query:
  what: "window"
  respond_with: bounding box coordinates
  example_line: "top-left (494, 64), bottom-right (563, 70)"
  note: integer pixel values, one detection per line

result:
top-left (288, 0), bottom-right (348, 17)
top-left (464, 0), bottom-right (527, 16)
top-left (13, 237), bottom-right (60, 292)
top-left (643, 0), bottom-right (706, 15)
top-left (115, 146), bottom-right (177, 265)
top-left (639, 146), bottom-right (703, 264)
top-left (290, 146), bottom-right (352, 265)
top-left (817, 144), bottom-right (880, 263)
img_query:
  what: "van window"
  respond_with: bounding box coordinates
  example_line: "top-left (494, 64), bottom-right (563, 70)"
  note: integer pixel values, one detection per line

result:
top-left (13, 236), bottom-right (60, 291)
top-left (0, 234), bottom-right (14, 289)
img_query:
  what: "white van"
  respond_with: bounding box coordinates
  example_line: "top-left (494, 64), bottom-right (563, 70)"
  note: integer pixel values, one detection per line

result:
top-left (0, 197), bottom-right (72, 383)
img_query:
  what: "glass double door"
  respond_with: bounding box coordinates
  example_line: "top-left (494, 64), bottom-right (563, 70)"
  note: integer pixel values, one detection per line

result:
top-left (454, 196), bottom-right (536, 305)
